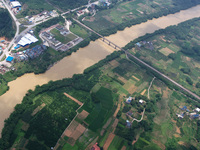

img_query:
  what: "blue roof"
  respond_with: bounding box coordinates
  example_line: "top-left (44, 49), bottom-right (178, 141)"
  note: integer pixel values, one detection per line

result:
top-left (6, 56), bottom-right (14, 62)
top-left (193, 114), bottom-right (199, 117)
top-left (136, 42), bottom-right (142, 47)
top-left (181, 106), bottom-right (187, 110)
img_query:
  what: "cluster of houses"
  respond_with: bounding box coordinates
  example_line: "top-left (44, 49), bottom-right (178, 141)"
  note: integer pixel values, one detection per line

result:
top-left (0, 39), bottom-right (9, 55)
top-left (125, 97), bottom-right (146, 128)
top-left (125, 96), bottom-right (146, 104)
top-left (176, 106), bottom-right (200, 119)
top-left (26, 10), bottom-right (58, 24)
top-left (13, 45), bottom-right (46, 61)
top-left (0, 65), bottom-right (10, 74)
top-left (135, 41), bottom-right (154, 50)
top-left (76, 0), bottom-right (112, 17)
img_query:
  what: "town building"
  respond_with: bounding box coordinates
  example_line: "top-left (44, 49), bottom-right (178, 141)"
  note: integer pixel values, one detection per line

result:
top-left (17, 33), bottom-right (38, 47)
top-left (10, 1), bottom-right (21, 8)
top-left (126, 120), bottom-right (132, 128)
top-left (6, 56), bottom-right (14, 63)
top-left (126, 97), bottom-right (133, 104)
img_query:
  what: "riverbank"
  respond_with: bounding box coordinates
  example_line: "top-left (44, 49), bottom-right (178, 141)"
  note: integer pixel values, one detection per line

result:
top-left (1, 4), bottom-right (200, 135)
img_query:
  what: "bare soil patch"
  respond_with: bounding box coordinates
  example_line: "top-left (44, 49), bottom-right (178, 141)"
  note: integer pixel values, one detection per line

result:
top-left (113, 103), bottom-right (120, 117)
top-left (109, 60), bottom-right (119, 68)
top-left (71, 124), bottom-right (86, 140)
top-left (176, 126), bottom-right (181, 134)
top-left (21, 121), bottom-right (29, 131)
top-left (103, 118), bottom-right (112, 129)
top-left (178, 141), bottom-right (185, 145)
top-left (152, 139), bottom-right (166, 150)
top-left (132, 75), bottom-right (140, 81)
top-left (77, 110), bottom-right (89, 120)
top-left (118, 75), bottom-right (128, 84)
top-left (112, 119), bottom-right (119, 128)
top-left (31, 103), bottom-right (46, 116)
top-left (171, 119), bottom-right (177, 123)
top-left (174, 134), bottom-right (181, 138)
top-left (64, 120), bottom-right (79, 137)
top-left (121, 146), bottom-right (126, 150)
top-left (103, 133), bottom-right (115, 150)
top-left (185, 56), bottom-right (191, 61)
top-left (100, 129), bottom-right (105, 136)
top-left (159, 47), bottom-right (175, 56)
top-left (132, 140), bottom-right (137, 145)
top-left (84, 16), bottom-right (95, 22)
top-left (141, 89), bottom-right (146, 95)
top-left (64, 93), bottom-right (83, 105)
top-left (67, 137), bottom-right (76, 146)
top-left (128, 84), bottom-right (137, 94)
top-left (163, 88), bottom-right (169, 99)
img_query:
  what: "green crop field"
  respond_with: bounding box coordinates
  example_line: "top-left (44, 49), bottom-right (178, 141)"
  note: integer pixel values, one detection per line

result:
top-left (83, 0), bottom-right (197, 32)
top-left (50, 28), bottom-right (77, 44)
top-left (86, 87), bottom-right (114, 131)
top-left (108, 136), bottom-right (125, 150)
top-left (128, 18), bottom-right (200, 94)
top-left (70, 24), bottom-right (88, 38)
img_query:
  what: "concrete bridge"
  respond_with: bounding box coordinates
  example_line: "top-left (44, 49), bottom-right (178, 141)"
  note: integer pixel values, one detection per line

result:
top-left (73, 18), bottom-right (200, 100)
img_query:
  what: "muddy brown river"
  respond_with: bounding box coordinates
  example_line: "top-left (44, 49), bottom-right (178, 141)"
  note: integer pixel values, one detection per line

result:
top-left (1, 5), bottom-right (200, 133)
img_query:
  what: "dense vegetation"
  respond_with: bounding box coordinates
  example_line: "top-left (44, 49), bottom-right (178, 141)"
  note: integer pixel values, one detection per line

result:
top-left (0, 49), bottom-right (121, 149)
top-left (0, 8), bottom-right (15, 40)
top-left (48, 0), bottom-right (88, 11)
top-left (18, 0), bottom-right (53, 17)
top-left (123, 17), bottom-right (200, 100)
top-left (84, 0), bottom-right (200, 36)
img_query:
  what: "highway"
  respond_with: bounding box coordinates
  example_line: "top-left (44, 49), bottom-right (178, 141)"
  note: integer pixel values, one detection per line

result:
top-left (73, 18), bottom-right (200, 101)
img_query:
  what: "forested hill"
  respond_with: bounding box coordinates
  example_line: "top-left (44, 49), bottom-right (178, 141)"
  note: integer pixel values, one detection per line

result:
top-left (0, 9), bottom-right (15, 40)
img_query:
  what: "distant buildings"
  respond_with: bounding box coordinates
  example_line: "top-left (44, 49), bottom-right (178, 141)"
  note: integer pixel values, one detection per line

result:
top-left (126, 120), bottom-right (132, 128)
top-left (6, 56), bottom-right (14, 63)
top-left (139, 99), bottom-right (146, 104)
top-left (10, 1), bottom-right (21, 8)
top-left (17, 33), bottom-right (38, 47)
top-left (126, 97), bottom-right (133, 104)
top-left (14, 45), bottom-right (46, 61)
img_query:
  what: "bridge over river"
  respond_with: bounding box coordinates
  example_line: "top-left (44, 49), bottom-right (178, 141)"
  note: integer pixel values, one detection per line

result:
top-left (73, 18), bottom-right (200, 101)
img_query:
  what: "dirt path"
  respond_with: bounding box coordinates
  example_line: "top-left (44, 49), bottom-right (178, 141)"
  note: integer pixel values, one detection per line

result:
top-left (148, 77), bottom-right (156, 99)
top-left (103, 133), bottom-right (115, 150)
top-left (64, 93), bottom-right (83, 105)
top-left (152, 139), bottom-right (166, 150)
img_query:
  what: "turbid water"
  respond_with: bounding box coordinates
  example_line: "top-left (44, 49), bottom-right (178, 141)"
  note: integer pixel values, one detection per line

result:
top-left (1, 5), bottom-right (200, 133)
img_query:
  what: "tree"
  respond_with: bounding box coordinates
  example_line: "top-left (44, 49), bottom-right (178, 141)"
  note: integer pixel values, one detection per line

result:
top-left (186, 77), bottom-right (193, 85)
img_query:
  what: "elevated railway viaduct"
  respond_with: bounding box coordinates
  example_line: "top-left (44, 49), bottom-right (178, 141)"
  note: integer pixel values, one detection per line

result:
top-left (73, 18), bottom-right (200, 100)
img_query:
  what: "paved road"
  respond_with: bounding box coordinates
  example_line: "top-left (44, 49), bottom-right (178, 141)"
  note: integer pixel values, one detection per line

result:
top-left (74, 19), bottom-right (200, 100)
top-left (0, 1), bottom-right (58, 65)
top-left (0, 0), bottom-right (20, 61)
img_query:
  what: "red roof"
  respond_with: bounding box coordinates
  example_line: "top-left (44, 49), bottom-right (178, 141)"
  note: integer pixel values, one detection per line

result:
top-left (91, 143), bottom-right (100, 150)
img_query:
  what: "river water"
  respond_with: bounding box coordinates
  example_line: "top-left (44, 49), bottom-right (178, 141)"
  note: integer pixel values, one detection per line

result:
top-left (1, 5), bottom-right (200, 133)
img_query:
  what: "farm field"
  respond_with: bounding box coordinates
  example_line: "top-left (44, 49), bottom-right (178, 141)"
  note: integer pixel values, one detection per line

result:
top-left (127, 18), bottom-right (200, 96)
top-left (3, 16), bottom-right (200, 150)
top-left (83, 0), bottom-right (196, 32)
top-left (16, 0), bottom-right (54, 17)
top-left (4, 47), bottom-right (200, 149)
